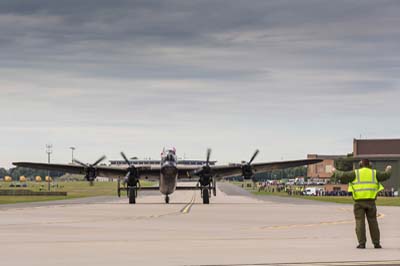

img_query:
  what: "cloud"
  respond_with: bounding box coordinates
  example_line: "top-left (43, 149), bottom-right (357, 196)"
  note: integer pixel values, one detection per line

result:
top-left (0, 0), bottom-right (400, 167)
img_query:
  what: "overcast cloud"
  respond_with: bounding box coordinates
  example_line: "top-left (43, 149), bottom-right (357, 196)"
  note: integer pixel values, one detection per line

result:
top-left (1, 0), bottom-right (400, 167)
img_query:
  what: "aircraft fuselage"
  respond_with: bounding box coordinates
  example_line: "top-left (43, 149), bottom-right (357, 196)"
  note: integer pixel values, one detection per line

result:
top-left (159, 148), bottom-right (178, 195)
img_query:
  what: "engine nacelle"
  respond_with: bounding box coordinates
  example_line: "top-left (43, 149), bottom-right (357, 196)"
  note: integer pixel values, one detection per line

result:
top-left (84, 168), bottom-right (97, 182)
top-left (197, 166), bottom-right (213, 186)
top-left (126, 168), bottom-right (140, 187)
top-left (241, 164), bottom-right (254, 180)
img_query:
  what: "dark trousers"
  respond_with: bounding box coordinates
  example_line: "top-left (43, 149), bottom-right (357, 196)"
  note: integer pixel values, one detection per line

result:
top-left (353, 200), bottom-right (380, 245)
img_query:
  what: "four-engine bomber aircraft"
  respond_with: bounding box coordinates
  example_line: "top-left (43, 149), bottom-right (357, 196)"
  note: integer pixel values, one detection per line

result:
top-left (13, 148), bottom-right (322, 204)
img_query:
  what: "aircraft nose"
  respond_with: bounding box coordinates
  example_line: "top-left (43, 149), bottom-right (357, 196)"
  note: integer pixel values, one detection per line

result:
top-left (166, 153), bottom-right (175, 162)
top-left (162, 163), bottom-right (177, 175)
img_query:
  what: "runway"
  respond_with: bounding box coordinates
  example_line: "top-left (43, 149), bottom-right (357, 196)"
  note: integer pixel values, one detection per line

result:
top-left (1, 183), bottom-right (400, 266)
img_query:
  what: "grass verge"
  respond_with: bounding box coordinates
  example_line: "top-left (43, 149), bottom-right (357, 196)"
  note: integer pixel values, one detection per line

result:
top-left (0, 181), bottom-right (155, 204)
top-left (233, 182), bottom-right (400, 206)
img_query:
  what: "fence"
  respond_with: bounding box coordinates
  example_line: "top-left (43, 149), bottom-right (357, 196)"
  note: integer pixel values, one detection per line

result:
top-left (0, 190), bottom-right (67, 196)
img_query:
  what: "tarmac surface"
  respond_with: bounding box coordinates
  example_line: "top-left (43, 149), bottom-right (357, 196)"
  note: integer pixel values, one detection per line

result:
top-left (1, 182), bottom-right (400, 266)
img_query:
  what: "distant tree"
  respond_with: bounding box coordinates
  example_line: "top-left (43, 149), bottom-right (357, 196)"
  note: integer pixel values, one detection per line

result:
top-left (334, 153), bottom-right (354, 171)
top-left (251, 166), bottom-right (308, 181)
top-left (0, 168), bottom-right (9, 179)
top-left (332, 153), bottom-right (354, 183)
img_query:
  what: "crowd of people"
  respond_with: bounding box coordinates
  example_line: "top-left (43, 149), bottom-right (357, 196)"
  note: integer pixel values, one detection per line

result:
top-left (256, 182), bottom-right (397, 197)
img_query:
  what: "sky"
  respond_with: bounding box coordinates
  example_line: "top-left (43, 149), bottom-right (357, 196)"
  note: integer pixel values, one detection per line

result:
top-left (1, 0), bottom-right (400, 168)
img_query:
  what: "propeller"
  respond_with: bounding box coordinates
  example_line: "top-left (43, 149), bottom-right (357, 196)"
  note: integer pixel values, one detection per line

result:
top-left (248, 149), bottom-right (259, 165)
top-left (205, 148), bottom-right (211, 167)
top-left (120, 152), bottom-right (133, 167)
top-left (242, 149), bottom-right (259, 180)
top-left (73, 155), bottom-right (106, 185)
top-left (73, 155), bottom-right (106, 168)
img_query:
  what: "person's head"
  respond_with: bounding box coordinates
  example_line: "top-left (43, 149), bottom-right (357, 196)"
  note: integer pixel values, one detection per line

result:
top-left (359, 159), bottom-right (371, 168)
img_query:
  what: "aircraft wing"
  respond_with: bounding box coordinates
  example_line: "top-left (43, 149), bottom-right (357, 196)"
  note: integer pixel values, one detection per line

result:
top-left (14, 158), bottom-right (322, 180)
top-left (243, 158), bottom-right (323, 174)
top-left (177, 159), bottom-right (322, 179)
top-left (95, 165), bottom-right (161, 180)
top-left (12, 162), bottom-right (87, 175)
top-left (12, 162), bottom-right (162, 180)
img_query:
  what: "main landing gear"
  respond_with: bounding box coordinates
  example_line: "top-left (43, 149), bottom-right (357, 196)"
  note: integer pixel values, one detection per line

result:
top-left (199, 178), bottom-right (216, 204)
top-left (128, 186), bottom-right (138, 204)
top-left (201, 187), bottom-right (210, 204)
top-left (118, 177), bottom-right (140, 204)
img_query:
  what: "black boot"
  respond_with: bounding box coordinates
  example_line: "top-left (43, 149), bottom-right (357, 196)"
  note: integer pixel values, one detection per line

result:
top-left (357, 244), bottom-right (366, 249)
top-left (374, 243), bottom-right (382, 249)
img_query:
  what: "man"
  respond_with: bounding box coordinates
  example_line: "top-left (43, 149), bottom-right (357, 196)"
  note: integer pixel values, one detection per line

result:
top-left (332, 159), bottom-right (391, 249)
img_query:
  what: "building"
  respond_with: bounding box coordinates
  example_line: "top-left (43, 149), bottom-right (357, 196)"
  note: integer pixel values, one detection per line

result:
top-left (307, 154), bottom-right (345, 179)
top-left (353, 138), bottom-right (400, 191)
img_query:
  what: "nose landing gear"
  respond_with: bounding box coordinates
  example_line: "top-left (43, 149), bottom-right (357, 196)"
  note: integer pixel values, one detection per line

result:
top-left (165, 195), bottom-right (170, 204)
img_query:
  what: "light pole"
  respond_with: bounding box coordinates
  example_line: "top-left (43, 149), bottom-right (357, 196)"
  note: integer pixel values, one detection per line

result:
top-left (46, 144), bottom-right (53, 191)
top-left (70, 147), bottom-right (76, 163)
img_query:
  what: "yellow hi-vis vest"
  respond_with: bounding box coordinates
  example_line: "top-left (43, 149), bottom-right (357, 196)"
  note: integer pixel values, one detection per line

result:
top-left (348, 167), bottom-right (384, 200)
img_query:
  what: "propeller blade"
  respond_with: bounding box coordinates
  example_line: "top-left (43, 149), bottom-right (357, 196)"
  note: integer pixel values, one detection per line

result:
top-left (120, 152), bottom-right (131, 166)
top-left (206, 148), bottom-right (211, 166)
top-left (73, 159), bottom-right (88, 167)
top-left (248, 149), bottom-right (259, 165)
top-left (93, 155), bottom-right (106, 166)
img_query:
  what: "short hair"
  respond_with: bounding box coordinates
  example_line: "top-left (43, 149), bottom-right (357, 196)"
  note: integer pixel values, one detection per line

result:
top-left (359, 159), bottom-right (371, 168)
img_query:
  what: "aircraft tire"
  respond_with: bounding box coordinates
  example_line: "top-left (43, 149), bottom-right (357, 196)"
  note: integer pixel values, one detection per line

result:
top-left (165, 195), bottom-right (170, 204)
top-left (212, 179), bottom-right (217, 196)
top-left (117, 180), bottom-right (121, 198)
top-left (129, 188), bottom-right (136, 204)
top-left (203, 188), bottom-right (210, 204)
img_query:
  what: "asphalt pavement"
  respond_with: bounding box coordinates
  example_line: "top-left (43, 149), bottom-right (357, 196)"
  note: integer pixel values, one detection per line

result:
top-left (1, 183), bottom-right (399, 266)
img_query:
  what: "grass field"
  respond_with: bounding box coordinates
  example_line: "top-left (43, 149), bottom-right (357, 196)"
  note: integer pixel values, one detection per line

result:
top-left (233, 182), bottom-right (400, 206)
top-left (0, 181), bottom-right (155, 204)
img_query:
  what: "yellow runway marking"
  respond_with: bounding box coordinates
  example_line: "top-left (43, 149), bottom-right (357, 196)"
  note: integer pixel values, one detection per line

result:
top-left (261, 213), bottom-right (384, 230)
top-left (2, 194), bottom-right (199, 227)
top-left (273, 261), bottom-right (400, 266)
top-left (181, 193), bottom-right (196, 214)
top-left (191, 260), bottom-right (400, 266)
top-left (337, 207), bottom-right (352, 213)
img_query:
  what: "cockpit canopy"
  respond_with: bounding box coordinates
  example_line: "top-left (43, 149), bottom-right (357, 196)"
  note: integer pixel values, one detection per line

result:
top-left (162, 147), bottom-right (176, 155)
top-left (161, 147), bottom-right (177, 163)
top-left (166, 147), bottom-right (176, 154)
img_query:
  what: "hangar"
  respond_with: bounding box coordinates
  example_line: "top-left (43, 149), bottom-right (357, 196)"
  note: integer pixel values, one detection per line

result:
top-left (307, 139), bottom-right (400, 192)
